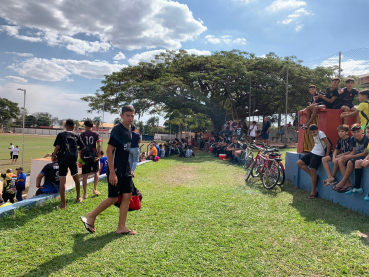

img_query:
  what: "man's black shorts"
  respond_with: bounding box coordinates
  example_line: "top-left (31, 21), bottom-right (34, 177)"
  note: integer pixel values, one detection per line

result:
top-left (13, 155), bottom-right (18, 159)
top-left (300, 152), bottom-right (323, 169)
top-left (59, 162), bottom-right (78, 177)
top-left (82, 160), bottom-right (99, 174)
top-left (336, 103), bottom-right (354, 109)
top-left (108, 175), bottom-right (134, 198)
top-left (349, 156), bottom-right (364, 165)
top-left (2, 192), bottom-right (15, 203)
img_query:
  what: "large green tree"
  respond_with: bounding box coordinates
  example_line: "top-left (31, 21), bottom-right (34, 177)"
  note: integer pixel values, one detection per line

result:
top-left (0, 98), bottom-right (20, 130)
top-left (82, 50), bottom-right (336, 131)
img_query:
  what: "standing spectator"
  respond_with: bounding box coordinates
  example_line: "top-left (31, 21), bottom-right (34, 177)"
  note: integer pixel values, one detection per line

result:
top-left (52, 119), bottom-right (85, 209)
top-left (12, 145), bottom-right (20, 165)
top-left (35, 155), bottom-right (60, 196)
top-left (243, 122), bottom-right (248, 137)
top-left (8, 143), bottom-right (14, 160)
top-left (99, 151), bottom-right (108, 175)
top-left (81, 105), bottom-right (137, 235)
top-left (262, 117), bottom-right (271, 146)
top-left (15, 167), bottom-right (26, 202)
top-left (249, 121), bottom-right (257, 143)
top-left (1, 168), bottom-right (16, 203)
top-left (236, 122), bottom-right (243, 141)
top-left (80, 119), bottom-right (102, 198)
top-left (129, 124), bottom-right (141, 172)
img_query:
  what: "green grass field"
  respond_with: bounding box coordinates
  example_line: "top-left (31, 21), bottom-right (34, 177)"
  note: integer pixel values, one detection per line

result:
top-left (0, 134), bottom-right (154, 173)
top-left (1, 151), bottom-right (369, 276)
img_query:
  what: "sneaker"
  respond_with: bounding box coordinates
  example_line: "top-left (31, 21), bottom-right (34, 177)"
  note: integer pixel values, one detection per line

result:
top-left (345, 188), bottom-right (364, 195)
top-left (364, 194), bottom-right (369, 201)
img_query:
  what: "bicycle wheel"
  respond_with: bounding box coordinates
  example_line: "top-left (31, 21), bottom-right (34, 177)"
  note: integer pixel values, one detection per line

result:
top-left (244, 148), bottom-right (254, 169)
top-left (262, 162), bottom-right (279, 189)
top-left (277, 162), bottom-right (285, 186)
top-left (251, 158), bottom-right (262, 177)
top-left (245, 160), bottom-right (255, 182)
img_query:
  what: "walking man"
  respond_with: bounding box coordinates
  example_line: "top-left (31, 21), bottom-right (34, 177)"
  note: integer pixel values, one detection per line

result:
top-left (8, 143), bottom-right (14, 160)
top-left (81, 105), bottom-right (137, 235)
top-left (262, 117), bottom-right (271, 146)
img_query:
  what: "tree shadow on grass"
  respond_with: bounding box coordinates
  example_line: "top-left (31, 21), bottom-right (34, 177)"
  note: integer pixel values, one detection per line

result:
top-left (284, 182), bottom-right (369, 244)
top-left (22, 232), bottom-right (122, 277)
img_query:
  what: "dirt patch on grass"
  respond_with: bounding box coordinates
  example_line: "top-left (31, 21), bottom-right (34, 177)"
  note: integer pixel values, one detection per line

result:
top-left (160, 164), bottom-right (200, 187)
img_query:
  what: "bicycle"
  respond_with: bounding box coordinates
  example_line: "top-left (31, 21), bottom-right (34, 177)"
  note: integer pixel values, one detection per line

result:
top-left (245, 146), bottom-right (281, 189)
top-left (238, 143), bottom-right (254, 169)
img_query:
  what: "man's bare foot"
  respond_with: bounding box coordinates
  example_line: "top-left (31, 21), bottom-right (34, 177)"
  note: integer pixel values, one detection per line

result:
top-left (77, 197), bottom-right (83, 203)
top-left (115, 228), bottom-right (137, 235)
top-left (93, 190), bottom-right (100, 195)
top-left (324, 177), bottom-right (335, 186)
top-left (333, 181), bottom-right (345, 191)
top-left (83, 194), bottom-right (88, 199)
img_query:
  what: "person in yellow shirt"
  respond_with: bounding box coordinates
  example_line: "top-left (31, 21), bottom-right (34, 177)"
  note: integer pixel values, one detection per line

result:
top-left (341, 90), bottom-right (369, 133)
top-left (146, 142), bottom-right (157, 160)
top-left (1, 168), bottom-right (16, 203)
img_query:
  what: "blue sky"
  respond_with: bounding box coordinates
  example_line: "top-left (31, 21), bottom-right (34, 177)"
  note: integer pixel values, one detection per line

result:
top-left (0, 0), bottom-right (368, 125)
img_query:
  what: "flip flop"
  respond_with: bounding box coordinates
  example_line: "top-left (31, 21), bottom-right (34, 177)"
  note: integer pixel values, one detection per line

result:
top-left (308, 192), bottom-right (319, 199)
top-left (337, 186), bottom-right (353, 194)
top-left (115, 230), bottom-right (137, 235)
top-left (301, 125), bottom-right (308, 130)
top-left (332, 185), bottom-right (343, 191)
top-left (324, 181), bottom-right (337, 187)
top-left (80, 216), bottom-right (95, 233)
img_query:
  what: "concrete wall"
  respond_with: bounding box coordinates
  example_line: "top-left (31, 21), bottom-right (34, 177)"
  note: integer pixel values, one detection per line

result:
top-left (269, 128), bottom-right (298, 143)
top-left (285, 152), bottom-right (369, 215)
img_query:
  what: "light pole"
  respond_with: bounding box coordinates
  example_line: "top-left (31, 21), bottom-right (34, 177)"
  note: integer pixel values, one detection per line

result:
top-left (17, 88), bottom-right (26, 168)
top-left (101, 101), bottom-right (105, 148)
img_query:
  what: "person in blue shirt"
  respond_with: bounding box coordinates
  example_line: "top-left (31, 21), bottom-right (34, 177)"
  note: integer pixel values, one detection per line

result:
top-left (15, 167), bottom-right (26, 202)
top-left (99, 150), bottom-right (108, 175)
top-left (35, 155), bottom-right (60, 196)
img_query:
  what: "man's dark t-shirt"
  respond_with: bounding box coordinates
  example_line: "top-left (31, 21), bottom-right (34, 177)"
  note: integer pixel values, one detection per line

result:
top-left (339, 88), bottom-right (359, 107)
top-left (80, 130), bottom-right (101, 155)
top-left (107, 124), bottom-right (132, 177)
top-left (40, 162), bottom-right (60, 193)
top-left (324, 88), bottom-right (340, 109)
top-left (53, 131), bottom-right (85, 163)
top-left (312, 92), bottom-right (324, 105)
top-left (335, 137), bottom-right (353, 154)
top-left (262, 121), bottom-right (271, 133)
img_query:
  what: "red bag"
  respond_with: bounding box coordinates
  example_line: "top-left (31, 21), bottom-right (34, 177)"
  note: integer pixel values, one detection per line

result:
top-left (153, 156), bottom-right (159, 162)
top-left (129, 195), bottom-right (141, 210)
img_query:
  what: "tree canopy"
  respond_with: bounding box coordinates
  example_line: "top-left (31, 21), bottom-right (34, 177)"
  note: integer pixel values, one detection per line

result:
top-left (0, 98), bottom-right (20, 129)
top-left (82, 50), bottom-right (336, 131)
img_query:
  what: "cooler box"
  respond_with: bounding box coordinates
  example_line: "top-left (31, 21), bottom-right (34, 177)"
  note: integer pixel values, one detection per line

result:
top-left (219, 154), bottom-right (227, 160)
top-left (298, 109), bottom-right (356, 153)
top-left (209, 146), bottom-right (213, 153)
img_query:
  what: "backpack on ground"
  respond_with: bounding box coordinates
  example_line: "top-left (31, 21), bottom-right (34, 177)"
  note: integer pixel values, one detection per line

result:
top-left (59, 132), bottom-right (78, 164)
top-left (82, 144), bottom-right (96, 163)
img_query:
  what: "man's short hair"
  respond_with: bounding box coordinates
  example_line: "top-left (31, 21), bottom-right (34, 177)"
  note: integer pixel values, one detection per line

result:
top-left (351, 123), bottom-right (361, 132)
top-left (188, 146), bottom-right (192, 149)
top-left (309, 85), bottom-right (316, 89)
top-left (121, 105), bottom-right (135, 115)
top-left (332, 77), bottom-right (341, 82)
top-left (101, 150), bottom-right (104, 156)
top-left (252, 121), bottom-right (257, 124)
top-left (65, 119), bottom-right (75, 127)
top-left (84, 119), bottom-right (93, 127)
top-left (131, 124), bottom-right (136, 131)
top-left (308, 124), bottom-right (318, 131)
top-left (345, 78), bottom-right (355, 84)
top-left (359, 89), bottom-right (369, 98)
top-left (337, 124), bottom-right (349, 132)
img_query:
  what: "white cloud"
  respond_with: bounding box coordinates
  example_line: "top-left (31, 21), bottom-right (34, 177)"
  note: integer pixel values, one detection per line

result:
top-left (5, 52), bottom-right (33, 57)
top-left (0, 25), bottom-right (42, 42)
top-left (295, 24), bottom-right (304, 31)
top-left (267, 0), bottom-right (306, 11)
top-left (0, 0), bottom-right (206, 54)
top-left (204, 35), bottom-right (247, 45)
top-left (319, 56), bottom-right (369, 76)
top-left (128, 49), bottom-right (211, 65)
top-left (113, 52), bottom-right (126, 60)
top-left (281, 19), bottom-right (293, 24)
top-left (5, 76), bottom-right (28, 83)
top-left (232, 0), bottom-right (254, 4)
top-left (8, 57), bottom-right (126, 81)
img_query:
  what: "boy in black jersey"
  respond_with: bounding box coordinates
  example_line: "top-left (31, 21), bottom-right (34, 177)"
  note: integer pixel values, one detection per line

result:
top-left (81, 106), bottom-right (137, 235)
top-left (299, 85), bottom-right (325, 129)
top-left (52, 119), bottom-right (85, 209)
top-left (336, 78), bottom-right (359, 124)
top-left (322, 125), bottom-right (352, 186)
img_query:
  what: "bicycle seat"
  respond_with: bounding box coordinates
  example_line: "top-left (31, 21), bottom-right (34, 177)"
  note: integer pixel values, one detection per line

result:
top-left (274, 158), bottom-right (282, 162)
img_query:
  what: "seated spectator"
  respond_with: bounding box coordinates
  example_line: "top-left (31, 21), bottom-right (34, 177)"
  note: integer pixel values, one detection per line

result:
top-left (35, 154), bottom-right (60, 196)
top-left (346, 125), bottom-right (369, 198)
top-left (185, 146), bottom-right (195, 158)
top-left (336, 78), bottom-right (359, 124)
top-left (333, 123), bottom-right (369, 192)
top-left (99, 151), bottom-right (108, 175)
top-left (322, 125), bottom-right (352, 186)
top-left (140, 152), bottom-right (146, 162)
top-left (146, 143), bottom-right (158, 160)
top-left (301, 78), bottom-right (341, 129)
top-left (159, 144), bottom-right (165, 158)
top-left (299, 85), bottom-right (325, 129)
top-left (15, 167), bottom-right (26, 202)
top-left (1, 168), bottom-right (16, 204)
top-left (164, 141), bottom-right (170, 156)
top-left (153, 141), bottom-right (160, 157)
top-left (225, 136), bottom-right (243, 163)
top-left (340, 89), bottom-right (369, 133)
top-left (0, 197), bottom-right (12, 208)
top-left (297, 124), bottom-right (331, 199)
